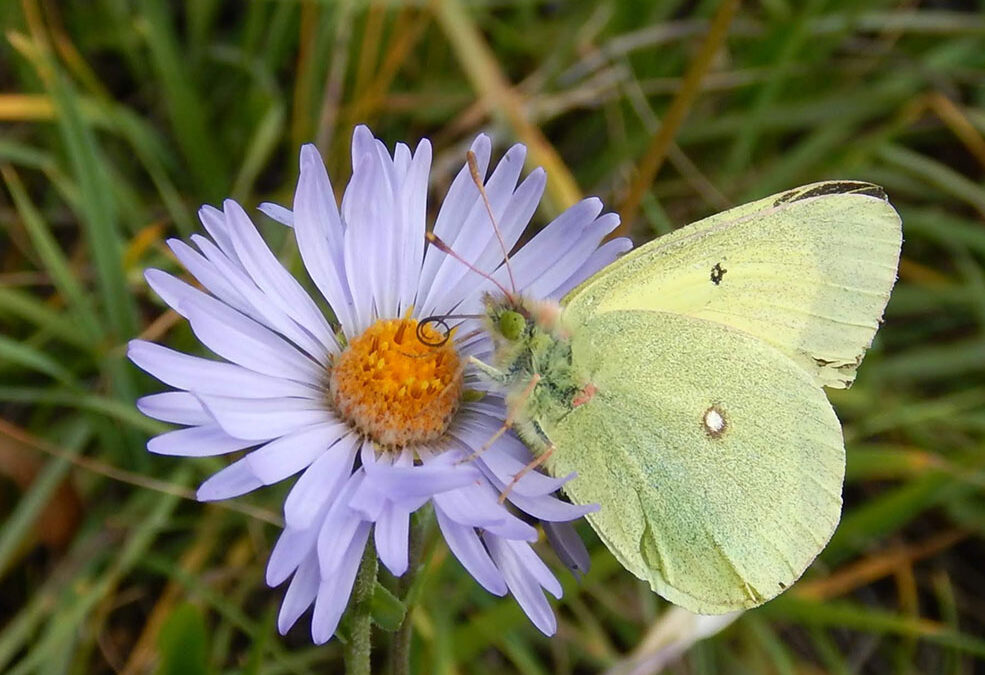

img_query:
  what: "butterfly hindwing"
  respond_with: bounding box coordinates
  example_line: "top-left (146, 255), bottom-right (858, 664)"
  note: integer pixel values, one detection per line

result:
top-left (544, 310), bottom-right (845, 613)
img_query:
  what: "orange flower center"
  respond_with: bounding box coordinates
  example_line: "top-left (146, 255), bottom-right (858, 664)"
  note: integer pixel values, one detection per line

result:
top-left (329, 317), bottom-right (462, 448)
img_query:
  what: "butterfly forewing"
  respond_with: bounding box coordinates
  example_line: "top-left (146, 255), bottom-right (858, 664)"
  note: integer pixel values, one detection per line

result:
top-left (562, 182), bottom-right (902, 389)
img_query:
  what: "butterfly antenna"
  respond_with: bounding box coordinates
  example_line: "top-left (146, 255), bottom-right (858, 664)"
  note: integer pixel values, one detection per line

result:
top-left (467, 151), bottom-right (517, 294)
top-left (425, 231), bottom-right (514, 301)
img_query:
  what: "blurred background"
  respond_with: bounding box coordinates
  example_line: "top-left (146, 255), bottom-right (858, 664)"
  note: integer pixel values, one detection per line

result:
top-left (2, 0), bottom-right (985, 673)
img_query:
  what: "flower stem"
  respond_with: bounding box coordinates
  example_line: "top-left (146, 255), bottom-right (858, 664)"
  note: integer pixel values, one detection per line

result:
top-left (389, 509), bottom-right (432, 675)
top-left (343, 539), bottom-right (377, 675)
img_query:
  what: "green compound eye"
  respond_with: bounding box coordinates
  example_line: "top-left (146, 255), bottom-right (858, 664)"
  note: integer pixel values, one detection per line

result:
top-left (498, 310), bottom-right (526, 341)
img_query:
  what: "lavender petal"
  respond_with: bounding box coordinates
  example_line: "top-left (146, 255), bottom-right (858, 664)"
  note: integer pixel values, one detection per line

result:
top-left (311, 522), bottom-right (371, 644)
top-left (295, 145), bottom-right (356, 336)
top-left (136, 391), bottom-right (210, 426)
top-left (181, 296), bottom-right (321, 384)
top-left (544, 521), bottom-right (591, 578)
top-left (246, 422), bottom-right (348, 485)
top-left (196, 456), bottom-right (264, 501)
top-left (147, 424), bottom-right (255, 457)
top-left (127, 340), bottom-right (318, 399)
top-left (485, 534), bottom-right (558, 636)
top-left (435, 508), bottom-right (507, 596)
top-left (284, 433), bottom-right (359, 530)
top-left (375, 502), bottom-right (410, 576)
top-left (197, 394), bottom-right (333, 442)
top-left (259, 202), bottom-right (294, 227)
top-left (277, 552), bottom-right (319, 634)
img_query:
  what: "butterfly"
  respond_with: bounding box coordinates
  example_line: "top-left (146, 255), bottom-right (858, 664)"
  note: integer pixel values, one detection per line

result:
top-left (474, 181), bottom-right (902, 613)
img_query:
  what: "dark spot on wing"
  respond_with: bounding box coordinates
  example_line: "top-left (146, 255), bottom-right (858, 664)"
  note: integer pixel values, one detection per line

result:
top-left (773, 182), bottom-right (888, 207)
top-left (710, 262), bottom-right (727, 285)
top-left (778, 581), bottom-right (786, 589)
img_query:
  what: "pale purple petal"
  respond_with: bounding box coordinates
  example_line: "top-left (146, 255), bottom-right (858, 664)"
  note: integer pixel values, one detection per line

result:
top-left (190, 234), bottom-right (333, 361)
top-left (349, 124), bottom-right (376, 169)
top-left (497, 483), bottom-right (599, 522)
top-left (485, 534), bottom-right (558, 636)
top-left (127, 340), bottom-right (318, 399)
top-left (420, 144), bottom-right (528, 314)
top-left (311, 522), bottom-right (370, 644)
top-left (466, 485), bottom-right (538, 541)
top-left (523, 213), bottom-right (621, 298)
top-left (505, 198), bottom-right (603, 289)
top-left (268, 525), bottom-right (319, 587)
top-left (317, 473), bottom-right (367, 576)
top-left (363, 459), bottom-right (482, 498)
top-left (417, 134), bottom-right (491, 302)
top-left (166, 238), bottom-right (256, 319)
top-left (375, 502), bottom-right (410, 576)
top-left (197, 456), bottom-right (264, 501)
top-left (259, 202), bottom-right (294, 227)
top-left (136, 391), bottom-right (210, 426)
top-left (181, 296), bottom-right (322, 384)
top-left (504, 537), bottom-right (563, 599)
top-left (395, 140), bottom-right (431, 313)
top-left (452, 423), bottom-right (571, 498)
top-left (147, 424), bottom-right (255, 457)
top-left (246, 421), bottom-right (348, 485)
top-left (277, 552), bottom-right (319, 634)
top-left (430, 167), bottom-right (546, 311)
top-left (197, 204), bottom-right (239, 262)
top-left (143, 268), bottom-right (203, 318)
top-left (435, 508), bottom-right (507, 596)
top-left (431, 483), bottom-right (506, 530)
top-left (284, 433), bottom-right (360, 530)
top-left (550, 237), bottom-right (633, 299)
top-left (295, 145), bottom-right (356, 335)
top-left (341, 151), bottom-right (379, 332)
top-left (364, 138), bottom-right (402, 317)
top-left (222, 200), bottom-right (337, 352)
top-left (348, 478), bottom-right (387, 521)
top-left (198, 394), bottom-right (333, 441)
top-left (348, 442), bottom-right (389, 520)
top-left (544, 521), bottom-right (591, 577)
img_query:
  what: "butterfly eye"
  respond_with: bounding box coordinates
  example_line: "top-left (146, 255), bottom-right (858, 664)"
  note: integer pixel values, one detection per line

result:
top-left (499, 310), bottom-right (526, 341)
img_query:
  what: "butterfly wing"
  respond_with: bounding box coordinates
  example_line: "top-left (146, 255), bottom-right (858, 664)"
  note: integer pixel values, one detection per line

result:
top-left (563, 182), bottom-right (902, 389)
top-left (545, 310), bottom-right (844, 613)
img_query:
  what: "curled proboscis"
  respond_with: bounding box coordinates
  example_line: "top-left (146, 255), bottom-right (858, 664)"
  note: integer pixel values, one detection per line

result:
top-left (417, 316), bottom-right (451, 347)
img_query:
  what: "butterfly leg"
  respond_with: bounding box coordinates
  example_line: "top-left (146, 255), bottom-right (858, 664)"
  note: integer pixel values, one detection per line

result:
top-left (497, 442), bottom-right (555, 504)
top-left (457, 373), bottom-right (541, 465)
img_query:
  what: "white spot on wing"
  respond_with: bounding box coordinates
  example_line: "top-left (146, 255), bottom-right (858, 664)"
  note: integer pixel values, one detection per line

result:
top-left (703, 405), bottom-right (727, 438)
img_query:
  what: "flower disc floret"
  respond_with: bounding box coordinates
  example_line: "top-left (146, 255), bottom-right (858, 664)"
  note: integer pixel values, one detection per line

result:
top-left (329, 317), bottom-right (462, 447)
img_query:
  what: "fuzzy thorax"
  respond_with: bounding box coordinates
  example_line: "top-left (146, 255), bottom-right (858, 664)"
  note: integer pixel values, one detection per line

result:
top-left (478, 293), bottom-right (585, 452)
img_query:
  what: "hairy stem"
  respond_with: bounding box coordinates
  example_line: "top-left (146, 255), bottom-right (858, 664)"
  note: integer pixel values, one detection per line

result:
top-left (389, 509), bottom-right (432, 675)
top-left (343, 539), bottom-right (378, 675)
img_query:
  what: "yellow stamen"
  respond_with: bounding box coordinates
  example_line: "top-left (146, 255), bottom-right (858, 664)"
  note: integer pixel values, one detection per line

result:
top-left (329, 317), bottom-right (462, 448)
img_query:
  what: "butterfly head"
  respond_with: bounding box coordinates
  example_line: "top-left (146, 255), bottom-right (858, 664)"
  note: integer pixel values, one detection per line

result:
top-left (497, 308), bottom-right (526, 342)
top-left (483, 293), bottom-right (565, 345)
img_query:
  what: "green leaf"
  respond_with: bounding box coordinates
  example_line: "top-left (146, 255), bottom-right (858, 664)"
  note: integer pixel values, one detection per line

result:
top-left (370, 581), bottom-right (407, 632)
top-left (156, 603), bottom-right (210, 675)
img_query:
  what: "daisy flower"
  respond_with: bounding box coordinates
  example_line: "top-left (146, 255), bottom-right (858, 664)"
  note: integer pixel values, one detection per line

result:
top-left (129, 126), bottom-right (631, 644)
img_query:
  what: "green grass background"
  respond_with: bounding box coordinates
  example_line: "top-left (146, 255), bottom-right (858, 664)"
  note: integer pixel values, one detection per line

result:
top-left (2, 0), bottom-right (985, 672)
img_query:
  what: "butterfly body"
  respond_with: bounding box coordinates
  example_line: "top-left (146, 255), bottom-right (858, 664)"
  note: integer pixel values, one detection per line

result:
top-left (476, 181), bottom-right (903, 614)
top-left (477, 295), bottom-right (584, 454)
